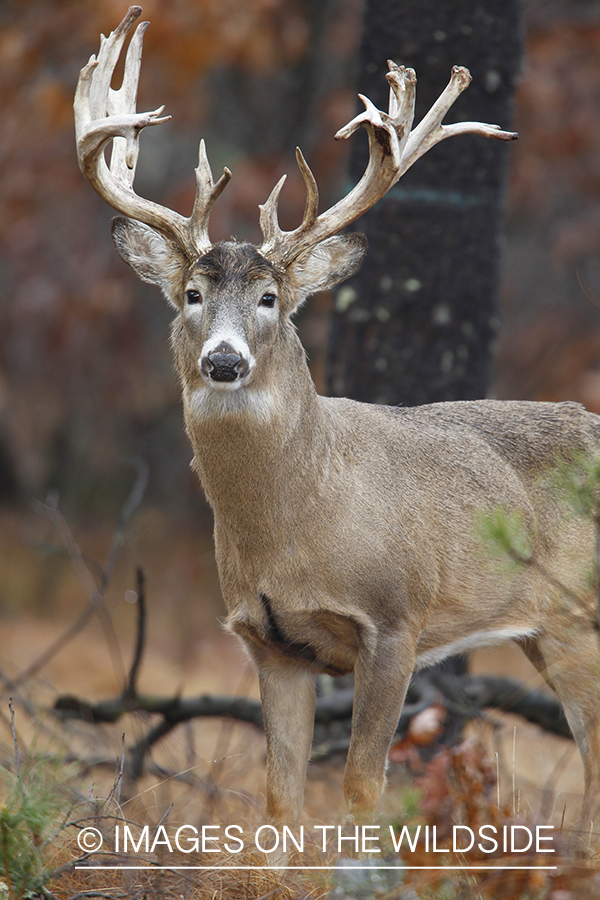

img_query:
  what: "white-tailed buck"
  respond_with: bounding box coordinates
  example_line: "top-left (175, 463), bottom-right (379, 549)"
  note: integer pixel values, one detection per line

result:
top-left (77, 7), bottom-right (600, 847)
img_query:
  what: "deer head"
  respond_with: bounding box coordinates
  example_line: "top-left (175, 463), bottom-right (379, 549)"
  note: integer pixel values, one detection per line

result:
top-left (75, 6), bottom-right (516, 401)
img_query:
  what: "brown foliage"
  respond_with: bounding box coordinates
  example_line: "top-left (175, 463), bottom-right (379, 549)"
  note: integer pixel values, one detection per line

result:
top-left (496, 12), bottom-right (600, 413)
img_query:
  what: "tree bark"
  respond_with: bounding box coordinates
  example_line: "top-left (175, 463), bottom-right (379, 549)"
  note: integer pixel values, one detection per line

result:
top-left (327, 0), bottom-right (522, 405)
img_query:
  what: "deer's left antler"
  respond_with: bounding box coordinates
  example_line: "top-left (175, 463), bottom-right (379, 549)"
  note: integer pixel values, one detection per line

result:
top-left (258, 62), bottom-right (518, 267)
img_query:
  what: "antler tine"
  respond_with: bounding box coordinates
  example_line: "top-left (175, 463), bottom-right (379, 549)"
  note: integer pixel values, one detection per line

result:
top-left (258, 62), bottom-right (417, 266)
top-left (190, 140), bottom-right (232, 254)
top-left (257, 149), bottom-right (319, 260)
top-left (258, 62), bottom-right (517, 268)
top-left (386, 61), bottom-right (417, 150)
top-left (75, 7), bottom-right (231, 259)
top-left (107, 18), bottom-right (150, 188)
top-left (258, 175), bottom-right (288, 254)
top-left (296, 147), bottom-right (320, 231)
top-left (88, 6), bottom-right (142, 119)
top-left (399, 65), bottom-right (517, 175)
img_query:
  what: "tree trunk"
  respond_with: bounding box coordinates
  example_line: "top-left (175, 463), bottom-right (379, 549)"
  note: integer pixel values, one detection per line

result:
top-left (326, 0), bottom-right (523, 741)
top-left (327, 0), bottom-right (522, 405)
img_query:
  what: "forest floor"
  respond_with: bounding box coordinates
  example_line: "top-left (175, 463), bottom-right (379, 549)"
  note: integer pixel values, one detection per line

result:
top-left (0, 507), bottom-right (599, 899)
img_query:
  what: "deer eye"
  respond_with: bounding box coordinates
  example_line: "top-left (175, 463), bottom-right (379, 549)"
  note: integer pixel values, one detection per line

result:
top-left (259, 293), bottom-right (277, 308)
top-left (186, 289), bottom-right (202, 305)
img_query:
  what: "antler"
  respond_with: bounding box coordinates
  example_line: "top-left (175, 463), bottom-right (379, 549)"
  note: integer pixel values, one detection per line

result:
top-left (74, 6), bottom-right (231, 259)
top-left (76, 10), bottom-right (516, 268)
top-left (258, 62), bottom-right (518, 267)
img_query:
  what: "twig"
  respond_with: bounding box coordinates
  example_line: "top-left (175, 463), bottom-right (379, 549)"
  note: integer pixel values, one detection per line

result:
top-left (102, 459), bottom-right (149, 588)
top-left (9, 604), bottom-right (97, 689)
top-left (116, 733), bottom-right (125, 810)
top-left (128, 719), bottom-right (184, 781)
top-left (539, 743), bottom-right (576, 823)
top-left (508, 545), bottom-right (593, 618)
top-left (155, 803), bottom-right (173, 830)
top-left (41, 889), bottom-right (63, 900)
top-left (65, 893), bottom-right (129, 900)
top-left (36, 499), bottom-right (126, 688)
top-left (124, 567), bottom-right (146, 701)
top-left (8, 698), bottom-right (21, 778)
top-left (13, 464), bottom-right (147, 689)
top-left (105, 734), bottom-right (126, 815)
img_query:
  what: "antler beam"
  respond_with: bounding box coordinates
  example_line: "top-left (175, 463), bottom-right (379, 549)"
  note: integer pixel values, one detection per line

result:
top-left (258, 62), bottom-right (517, 267)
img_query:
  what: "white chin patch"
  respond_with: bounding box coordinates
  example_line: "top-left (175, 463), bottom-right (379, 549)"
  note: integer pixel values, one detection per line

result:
top-left (187, 385), bottom-right (276, 421)
top-left (206, 378), bottom-right (244, 392)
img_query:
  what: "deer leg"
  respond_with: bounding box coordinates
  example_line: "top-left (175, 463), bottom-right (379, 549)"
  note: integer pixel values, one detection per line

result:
top-left (343, 628), bottom-right (417, 816)
top-left (521, 631), bottom-right (600, 856)
top-left (257, 658), bottom-right (316, 825)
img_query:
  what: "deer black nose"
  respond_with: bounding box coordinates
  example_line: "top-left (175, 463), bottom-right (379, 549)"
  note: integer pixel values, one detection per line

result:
top-left (207, 351), bottom-right (242, 381)
top-left (205, 349), bottom-right (249, 382)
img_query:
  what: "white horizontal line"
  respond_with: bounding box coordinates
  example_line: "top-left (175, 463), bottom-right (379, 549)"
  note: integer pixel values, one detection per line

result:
top-left (75, 865), bottom-right (558, 871)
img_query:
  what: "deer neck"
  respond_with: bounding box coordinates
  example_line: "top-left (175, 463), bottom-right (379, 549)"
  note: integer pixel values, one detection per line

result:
top-left (181, 334), bottom-right (327, 540)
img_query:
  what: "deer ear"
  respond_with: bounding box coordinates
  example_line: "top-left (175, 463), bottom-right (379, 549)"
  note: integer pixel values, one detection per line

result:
top-left (286, 233), bottom-right (367, 309)
top-left (111, 217), bottom-right (187, 304)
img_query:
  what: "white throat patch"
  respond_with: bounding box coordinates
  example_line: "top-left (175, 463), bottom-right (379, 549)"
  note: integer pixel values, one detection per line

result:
top-left (186, 384), bottom-right (277, 422)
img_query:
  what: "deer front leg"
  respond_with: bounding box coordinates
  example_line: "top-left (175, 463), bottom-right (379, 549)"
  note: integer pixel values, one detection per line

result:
top-left (343, 628), bottom-right (417, 816)
top-left (257, 658), bottom-right (317, 825)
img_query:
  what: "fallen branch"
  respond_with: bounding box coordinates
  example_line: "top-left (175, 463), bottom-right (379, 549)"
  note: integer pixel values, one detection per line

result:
top-left (54, 671), bottom-right (571, 773)
top-left (457, 673), bottom-right (572, 738)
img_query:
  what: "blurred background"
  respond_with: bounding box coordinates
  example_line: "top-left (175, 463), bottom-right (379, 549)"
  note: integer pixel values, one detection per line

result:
top-left (1, 0), bottom-right (600, 690)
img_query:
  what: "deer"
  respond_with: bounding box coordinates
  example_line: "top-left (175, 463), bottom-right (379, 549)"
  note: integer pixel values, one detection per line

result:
top-left (76, 7), bottom-right (600, 850)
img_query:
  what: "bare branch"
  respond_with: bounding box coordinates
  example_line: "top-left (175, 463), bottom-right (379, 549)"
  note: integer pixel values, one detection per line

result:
top-left (124, 567), bottom-right (146, 700)
top-left (34, 501), bottom-right (127, 687)
top-left (53, 692), bottom-right (264, 727)
top-left (53, 673), bottom-right (571, 779)
top-left (102, 458), bottom-right (148, 587)
top-left (11, 464), bottom-right (147, 688)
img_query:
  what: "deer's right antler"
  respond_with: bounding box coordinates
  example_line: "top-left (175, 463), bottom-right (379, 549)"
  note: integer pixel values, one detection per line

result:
top-left (74, 6), bottom-right (230, 259)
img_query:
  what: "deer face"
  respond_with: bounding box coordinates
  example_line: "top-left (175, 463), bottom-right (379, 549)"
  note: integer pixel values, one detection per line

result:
top-left (111, 217), bottom-right (366, 403)
top-left (184, 242), bottom-right (283, 392)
